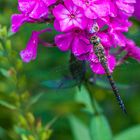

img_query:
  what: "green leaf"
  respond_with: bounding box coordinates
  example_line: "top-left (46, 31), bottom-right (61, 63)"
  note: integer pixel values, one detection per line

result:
top-left (69, 115), bottom-right (91, 140)
top-left (90, 115), bottom-right (112, 140)
top-left (114, 125), bottom-right (140, 140)
top-left (0, 100), bottom-right (17, 110)
top-left (75, 86), bottom-right (96, 114)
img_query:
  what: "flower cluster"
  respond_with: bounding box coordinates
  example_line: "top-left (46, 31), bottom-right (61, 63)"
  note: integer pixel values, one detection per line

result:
top-left (11, 0), bottom-right (140, 74)
top-left (134, 0), bottom-right (140, 20)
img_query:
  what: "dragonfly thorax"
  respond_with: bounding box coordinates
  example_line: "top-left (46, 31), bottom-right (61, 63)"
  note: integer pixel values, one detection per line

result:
top-left (90, 35), bottom-right (100, 46)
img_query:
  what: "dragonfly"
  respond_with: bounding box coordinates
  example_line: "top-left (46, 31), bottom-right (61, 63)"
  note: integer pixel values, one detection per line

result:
top-left (41, 25), bottom-right (138, 113)
top-left (90, 35), bottom-right (127, 114)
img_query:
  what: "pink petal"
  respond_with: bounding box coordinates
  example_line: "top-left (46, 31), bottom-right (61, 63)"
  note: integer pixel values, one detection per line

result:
top-left (98, 33), bottom-right (112, 48)
top-left (116, 0), bottom-right (135, 14)
top-left (133, 0), bottom-right (140, 20)
top-left (18, 0), bottom-right (35, 14)
top-left (53, 0), bottom-right (87, 32)
top-left (11, 14), bottom-right (28, 32)
top-left (53, 4), bottom-right (69, 20)
top-left (72, 36), bottom-right (92, 56)
top-left (85, 8), bottom-right (98, 19)
top-left (20, 31), bottom-right (39, 63)
top-left (29, 1), bottom-right (48, 19)
top-left (125, 39), bottom-right (140, 61)
top-left (42, 0), bottom-right (56, 6)
top-left (55, 32), bottom-right (73, 51)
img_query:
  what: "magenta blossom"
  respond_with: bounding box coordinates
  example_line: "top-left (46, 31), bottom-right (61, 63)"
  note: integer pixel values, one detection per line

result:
top-left (71, 0), bottom-right (114, 19)
top-left (125, 39), bottom-right (140, 61)
top-left (11, 14), bottom-right (34, 33)
top-left (11, 0), bottom-right (56, 32)
top-left (53, 0), bottom-right (88, 32)
top-left (20, 28), bottom-right (52, 63)
top-left (20, 31), bottom-right (39, 63)
top-left (116, 0), bottom-right (135, 15)
top-left (55, 29), bottom-right (92, 56)
top-left (133, 0), bottom-right (140, 20)
top-left (11, 0), bottom-right (139, 75)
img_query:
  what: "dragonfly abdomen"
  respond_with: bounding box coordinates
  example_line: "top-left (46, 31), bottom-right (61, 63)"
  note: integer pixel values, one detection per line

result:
top-left (104, 66), bottom-right (127, 114)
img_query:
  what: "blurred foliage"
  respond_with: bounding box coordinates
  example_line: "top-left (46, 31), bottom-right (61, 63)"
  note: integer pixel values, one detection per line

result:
top-left (0, 26), bottom-right (53, 140)
top-left (0, 1), bottom-right (140, 140)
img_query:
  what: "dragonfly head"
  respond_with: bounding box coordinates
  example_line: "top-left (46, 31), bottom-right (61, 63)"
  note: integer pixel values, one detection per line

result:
top-left (90, 35), bottom-right (100, 46)
top-left (89, 23), bottom-right (99, 34)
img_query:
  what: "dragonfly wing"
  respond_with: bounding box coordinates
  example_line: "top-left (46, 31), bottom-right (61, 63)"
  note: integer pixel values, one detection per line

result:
top-left (89, 77), bottom-right (135, 90)
top-left (41, 76), bottom-right (80, 89)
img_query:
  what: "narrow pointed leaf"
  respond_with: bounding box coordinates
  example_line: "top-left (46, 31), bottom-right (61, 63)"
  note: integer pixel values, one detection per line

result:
top-left (90, 115), bottom-right (112, 140)
top-left (69, 115), bottom-right (91, 140)
top-left (75, 86), bottom-right (94, 114)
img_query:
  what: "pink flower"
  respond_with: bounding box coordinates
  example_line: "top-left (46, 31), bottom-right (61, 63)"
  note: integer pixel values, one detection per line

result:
top-left (11, 14), bottom-right (34, 33)
top-left (20, 28), bottom-right (52, 63)
top-left (125, 39), bottom-right (140, 61)
top-left (109, 31), bottom-right (126, 47)
top-left (20, 31), bottom-right (39, 63)
top-left (18, 0), bottom-right (51, 19)
top-left (133, 0), bottom-right (140, 20)
top-left (11, 0), bottom-right (56, 32)
top-left (116, 0), bottom-right (136, 16)
top-left (53, 0), bottom-right (88, 32)
top-left (11, 0), bottom-right (138, 75)
top-left (55, 29), bottom-right (92, 56)
top-left (72, 0), bottom-right (115, 19)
